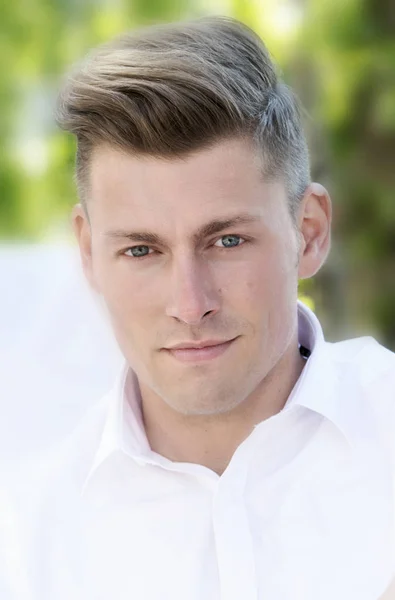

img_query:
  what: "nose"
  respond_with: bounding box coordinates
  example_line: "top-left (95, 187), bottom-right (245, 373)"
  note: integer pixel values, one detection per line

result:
top-left (165, 255), bottom-right (221, 325)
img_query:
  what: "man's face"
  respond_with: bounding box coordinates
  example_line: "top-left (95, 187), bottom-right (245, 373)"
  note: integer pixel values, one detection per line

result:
top-left (78, 138), bottom-right (302, 416)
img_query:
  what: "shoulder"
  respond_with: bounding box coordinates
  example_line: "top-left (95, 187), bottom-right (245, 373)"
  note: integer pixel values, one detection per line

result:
top-left (0, 393), bottom-right (111, 597)
top-left (326, 335), bottom-right (395, 389)
top-left (1, 391), bottom-right (110, 536)
top-left (5, 390), bottom-right (110, 495)
top-left (326, 336), bottom-right (395, 455)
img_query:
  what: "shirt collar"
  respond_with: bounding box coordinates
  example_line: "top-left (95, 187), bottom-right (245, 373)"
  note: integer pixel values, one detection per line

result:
top-left (290, 303), bottom-right (375, 451)
top-left (81, 300), bottom-right (364, 496)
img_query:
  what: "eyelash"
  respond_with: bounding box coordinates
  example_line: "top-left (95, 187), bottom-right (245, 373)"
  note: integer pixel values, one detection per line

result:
top-left (122, 234), bottom-right (247, 259)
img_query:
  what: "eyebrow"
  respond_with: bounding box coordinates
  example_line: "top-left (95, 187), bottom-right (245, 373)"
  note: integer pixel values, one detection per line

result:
top-left (104, 213), bottom-right (262, 247)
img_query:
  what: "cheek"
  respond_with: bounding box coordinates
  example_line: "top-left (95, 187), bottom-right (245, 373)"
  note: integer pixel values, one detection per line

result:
top-left (226, 258), bottom-right (285, 304)
top-left (94, 258), bottom-right (158, 325)
top-left (223, 255), bottom-right (297, 336)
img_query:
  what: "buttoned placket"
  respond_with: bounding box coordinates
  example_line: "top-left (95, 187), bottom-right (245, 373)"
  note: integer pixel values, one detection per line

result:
top-left (211, 435), bottom-right (258, 600)
top-left (118, 419), bottom-right (272, 600)
top-left (210, 402), bottom-right (302, 600)
top-left (129, 438), bottom-right (259, 600)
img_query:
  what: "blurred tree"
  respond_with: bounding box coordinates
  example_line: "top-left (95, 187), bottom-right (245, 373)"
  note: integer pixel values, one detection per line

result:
top-left (0, 0), bottom-right (197, 240)
top-left (299, 0), bottom-right (395, 347)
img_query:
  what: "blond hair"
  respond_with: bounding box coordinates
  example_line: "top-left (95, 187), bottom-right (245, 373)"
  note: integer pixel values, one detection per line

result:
top-left (56, 16), bottom-right (310, 222)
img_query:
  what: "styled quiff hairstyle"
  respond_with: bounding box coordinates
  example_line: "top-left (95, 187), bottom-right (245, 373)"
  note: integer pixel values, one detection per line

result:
top-left (56, 16), bottom-right (310, 223)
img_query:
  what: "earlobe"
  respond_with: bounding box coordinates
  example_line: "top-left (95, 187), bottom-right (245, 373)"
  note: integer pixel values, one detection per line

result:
top-left (71, 203), bottom-right (98, 292)
top-left (297, 183), bottom-right (332, 280)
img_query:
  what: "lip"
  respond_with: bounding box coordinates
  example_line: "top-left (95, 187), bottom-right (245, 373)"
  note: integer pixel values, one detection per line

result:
top-left (164, 338), bottom-right (237, 363)
top-left (167, 339), bottom-right (234, 350)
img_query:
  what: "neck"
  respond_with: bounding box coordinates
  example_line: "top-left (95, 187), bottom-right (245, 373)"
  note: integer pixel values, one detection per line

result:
top-left (139, 339), bottom-right (306, 476)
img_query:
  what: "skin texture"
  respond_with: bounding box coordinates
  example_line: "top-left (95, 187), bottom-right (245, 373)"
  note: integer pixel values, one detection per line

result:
top-left (72, 137), bottom-right (332, 475)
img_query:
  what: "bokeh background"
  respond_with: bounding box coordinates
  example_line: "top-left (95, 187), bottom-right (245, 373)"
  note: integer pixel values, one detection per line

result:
top-left (2, 0), bottom-right (395, 345)
top-left (1, 0), bottom-right (395, 457)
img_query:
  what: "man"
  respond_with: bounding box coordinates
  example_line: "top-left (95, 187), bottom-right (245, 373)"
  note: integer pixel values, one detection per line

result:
top-left (1, 16), bottom-right (395, 600)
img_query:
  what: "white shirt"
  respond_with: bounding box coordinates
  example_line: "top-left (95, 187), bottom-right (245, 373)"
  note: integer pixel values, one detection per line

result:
top-left (1, 300), bottom-right (395, 600)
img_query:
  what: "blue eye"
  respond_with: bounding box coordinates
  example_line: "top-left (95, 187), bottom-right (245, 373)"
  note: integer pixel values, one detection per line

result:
top-left (214, 235), bottom-right (244, 248)
top-left (124, 245), bottom-right (152, 258)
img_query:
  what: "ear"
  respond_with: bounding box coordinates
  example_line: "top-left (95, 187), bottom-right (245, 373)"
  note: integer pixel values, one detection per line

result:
top-left (71, 203), bottom-right (99, 292)
top-left (297, 183), bottom-right (332, 280)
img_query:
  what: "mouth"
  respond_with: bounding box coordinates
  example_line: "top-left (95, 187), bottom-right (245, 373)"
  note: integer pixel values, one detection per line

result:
top-left (164, 337), bottom-right (238, 363)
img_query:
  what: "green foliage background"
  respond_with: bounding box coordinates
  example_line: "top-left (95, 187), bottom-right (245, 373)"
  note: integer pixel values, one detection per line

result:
top-left (1, 0), bottom-right (394, 349)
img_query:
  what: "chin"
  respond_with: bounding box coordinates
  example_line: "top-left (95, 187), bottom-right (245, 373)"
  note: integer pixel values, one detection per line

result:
top-left (171, 388), bottom-right (243, 417)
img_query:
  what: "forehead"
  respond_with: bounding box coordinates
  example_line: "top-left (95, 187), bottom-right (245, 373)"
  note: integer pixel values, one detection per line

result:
top-left (90, 137), bottom-right (262, 187)
top-left (88, 138), bottom-right (289, 233)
